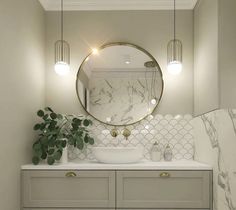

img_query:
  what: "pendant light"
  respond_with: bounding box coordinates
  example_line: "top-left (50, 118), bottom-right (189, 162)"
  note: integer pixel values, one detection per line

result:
top-left (167, 0), bottom-right (182, 75)
top-left (54, 0), bottom-right (70, 76)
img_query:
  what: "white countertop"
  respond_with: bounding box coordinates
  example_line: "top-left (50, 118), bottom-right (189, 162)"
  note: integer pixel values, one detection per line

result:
top-left (21, 160), bottom-right (212, 170)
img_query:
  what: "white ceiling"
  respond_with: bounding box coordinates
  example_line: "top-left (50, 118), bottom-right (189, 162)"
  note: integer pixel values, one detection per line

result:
top-left (39, 0), bottom-right (198, 11)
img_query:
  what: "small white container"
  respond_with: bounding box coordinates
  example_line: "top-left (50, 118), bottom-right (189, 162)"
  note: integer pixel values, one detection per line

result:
top-left (150, 141), bottom-right (161, 162)
top-left (164, 144), bottom-right (173, 161)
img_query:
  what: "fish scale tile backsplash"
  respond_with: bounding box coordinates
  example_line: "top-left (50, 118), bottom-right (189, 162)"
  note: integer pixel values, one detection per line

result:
top-left (68, 114), bottom-right (195, 161)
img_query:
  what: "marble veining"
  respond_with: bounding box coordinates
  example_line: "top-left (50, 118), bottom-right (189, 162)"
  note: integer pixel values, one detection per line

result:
top-left (199, 110), bottom-right (236, 210)
top-left (89, 77), bottom-right (159, 125)
top-left (228, 109), bottom-right (236, 136)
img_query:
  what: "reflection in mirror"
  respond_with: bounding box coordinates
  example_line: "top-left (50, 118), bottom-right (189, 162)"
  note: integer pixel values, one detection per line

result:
top-left (76, 43), bottom-right (163, 126)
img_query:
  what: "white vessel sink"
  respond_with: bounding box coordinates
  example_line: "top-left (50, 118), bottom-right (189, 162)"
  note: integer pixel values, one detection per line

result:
top-left (92, 147), bottom-right (143, 164)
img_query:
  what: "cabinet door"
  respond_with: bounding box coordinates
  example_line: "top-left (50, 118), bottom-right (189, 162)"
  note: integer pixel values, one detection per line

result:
top-left (22, 170), bottom-right (115, 208)
top-left (116, 170), bottom-right (212, 209)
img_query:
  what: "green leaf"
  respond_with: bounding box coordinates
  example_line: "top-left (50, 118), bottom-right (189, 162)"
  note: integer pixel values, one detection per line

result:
top-left (32, 156), bottom-right (40, 165)
top-left (50, 112), bottom-right (57, 120)
top-left (33, 142), bottom-right (41, 151)
top-left (37, 110), bottom-right (44, 117)
top-left (72, 118), bottom-right (77, 123)
top-left (54, 151), bottom-right (62, 160)
top-left (58, 133), bottom-right (64, 139)
top-left (76, 138), bottom-right (84, 150)
top-left (57, 114), bottom-right (63, 120)
top-left (45, 107), bottom-right (53, 112)
top-left (40, 123), bottom-right (46, 130)
top-left (48, 140), bottom-right (55, 147)
top-left (83, 119), bottom-right (90, 127)
top-left (35, 149), bottom-right (43, 157)
top-left (48, 120), bottom-right (57, 130)
top-left (55, 140), bottom-right (61, 147)
top-left (43, 144), bottom-right (49, 151)
top-left (48, 148), bottom-right (55, 155)
top-left (88, 137), bottom-right (95, 145)
top-left (84, 135), bottom-right (89, 143)
top-left (33, 124), bottom-right (41, 130)
top-left (72, 123), bottom-right (78, 130)
top-left (43, 114), bottom-right (49, 121)
top-left (68, 137), bottom-right (74, 145)
top-left (61, 140), bottom-right (67, 148)
top-left (77, 131), bottom-right (83, 136)
top-left (47, 156), bottom-right (55, 165)
top-left (41, 152), bottom-right (47, 160)
top-left (41, 137), bottom-right (48, 145)
top-left (73, 118), bottom-right (82, 126)
top-left (77, 143), bottom-right (84, 150)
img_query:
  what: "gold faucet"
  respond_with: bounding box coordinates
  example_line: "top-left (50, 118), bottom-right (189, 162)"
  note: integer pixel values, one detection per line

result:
top-left (110, 128), bottom-right (119, 138)
top-left (110, 127), bottom-right (131, 140)
top-left (122, 128), bottom-right (131, 140)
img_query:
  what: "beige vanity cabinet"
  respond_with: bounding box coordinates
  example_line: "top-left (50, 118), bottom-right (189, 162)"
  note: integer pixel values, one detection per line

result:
top-left (22, 170), bottom-right (115, 209)
top-left (21, 169), bottom-right (212, 210)
top-left (116, 170), bottom-right (212, 210)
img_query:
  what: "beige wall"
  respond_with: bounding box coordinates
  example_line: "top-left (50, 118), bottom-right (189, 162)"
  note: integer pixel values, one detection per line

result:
top-left (0, 0), bottom-right (45, 210)
top-left (45, 10), bottom-right (194, 115)
top-left (194, 0), bottom-right (236, 115)
top-left (218, 0), bottom-right (236, 108)
top-left (193, 0), bottom-right (219, 116)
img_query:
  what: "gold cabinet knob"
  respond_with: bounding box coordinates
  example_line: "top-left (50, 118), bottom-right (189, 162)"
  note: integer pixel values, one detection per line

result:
top-left (65, 171), bottom-right (77, 177)
top-left (160, 172), bottom-right (170, 178)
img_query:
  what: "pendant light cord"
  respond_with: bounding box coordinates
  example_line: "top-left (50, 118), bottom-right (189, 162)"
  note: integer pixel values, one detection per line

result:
top-left (61, 0), bottom-right (64, 60)
top-left (174, 0), bottom-right (176, 41)
top-left (61, 0), bottom-right (63, 42)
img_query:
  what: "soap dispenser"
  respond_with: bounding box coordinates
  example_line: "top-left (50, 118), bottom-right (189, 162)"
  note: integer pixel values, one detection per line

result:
top-left (164, 144), bottom-right (173, 161)
top-left (150, 141), bottom-right (161, 162)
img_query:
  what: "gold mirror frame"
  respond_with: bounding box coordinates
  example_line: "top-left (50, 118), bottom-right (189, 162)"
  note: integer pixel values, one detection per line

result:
top-left (76, 42), bottom-right (164, 126)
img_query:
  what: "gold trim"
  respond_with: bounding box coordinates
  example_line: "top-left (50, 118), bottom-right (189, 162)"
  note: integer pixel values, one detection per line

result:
top-left (76, 42), bottom-right (164, 126)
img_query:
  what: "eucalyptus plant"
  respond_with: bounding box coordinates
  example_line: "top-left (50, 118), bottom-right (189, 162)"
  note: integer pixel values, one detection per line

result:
top-left (32, 107), bottom-right (94, 165)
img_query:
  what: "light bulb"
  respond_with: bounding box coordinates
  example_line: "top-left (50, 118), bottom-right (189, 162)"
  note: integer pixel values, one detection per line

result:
top-left (54, 61), bottom-right (70, 76)
top-left (167, 61), bottom-right (182, 75)
top-left (124, 55), bottom-right (131, 64)
top-left (92, 48), bottom-right (99, 55)
top-left (151, 98), bottom-right (157, 105)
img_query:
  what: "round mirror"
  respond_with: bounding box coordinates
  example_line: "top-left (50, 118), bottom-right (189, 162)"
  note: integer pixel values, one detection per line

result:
top-left (76, 43), bottom-right (163, 126)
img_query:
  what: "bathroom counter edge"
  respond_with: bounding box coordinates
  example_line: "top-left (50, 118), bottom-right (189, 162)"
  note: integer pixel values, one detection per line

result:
top-left (21, 160), bottom-right (212, 170)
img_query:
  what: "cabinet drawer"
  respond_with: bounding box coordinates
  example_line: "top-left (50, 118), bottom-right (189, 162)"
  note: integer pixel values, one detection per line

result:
top-left (116, 170), bottom-right (212, 209)
top-left (23, 209), bottom-right (115, 210)
top-left (22, 170), bottom-right (115, 208)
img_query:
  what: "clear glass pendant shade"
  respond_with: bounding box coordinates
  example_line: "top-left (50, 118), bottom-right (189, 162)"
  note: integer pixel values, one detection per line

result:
top-left (54, 40), bottom-right (70, 76)
top-left (167, 39), bottom-right (182, 75)
top-left (54, 61), bottom-right (70, 76)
